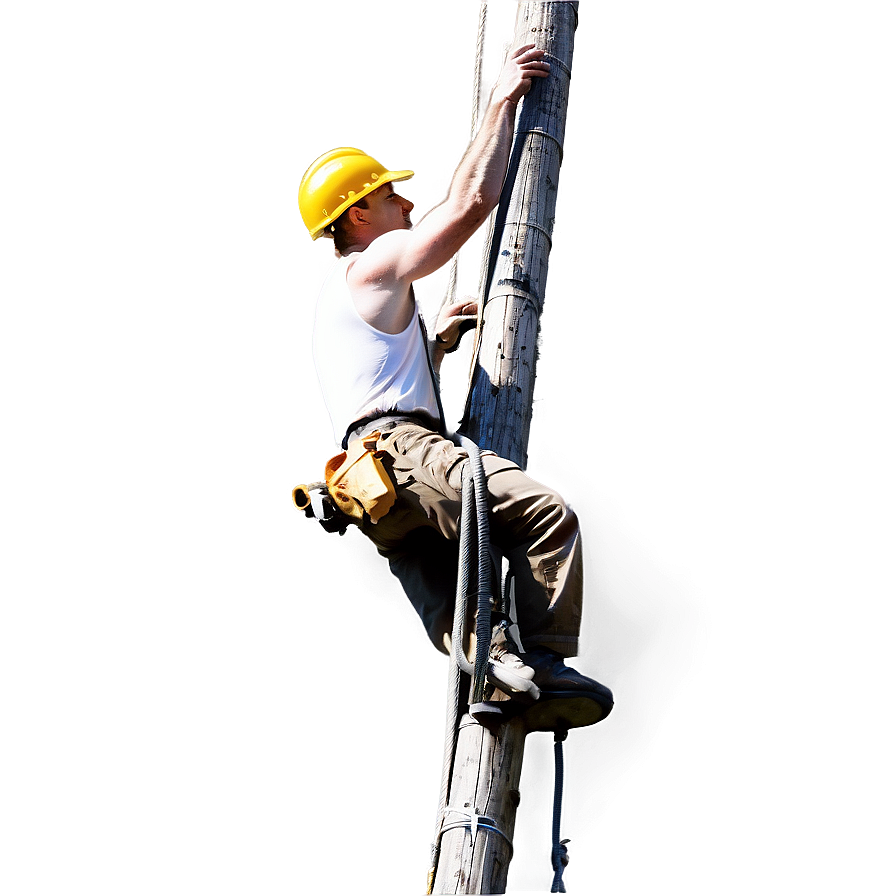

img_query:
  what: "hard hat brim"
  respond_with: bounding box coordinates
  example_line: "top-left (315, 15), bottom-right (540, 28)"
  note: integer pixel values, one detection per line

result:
top-left (310, 169), bottom-right (414, 240)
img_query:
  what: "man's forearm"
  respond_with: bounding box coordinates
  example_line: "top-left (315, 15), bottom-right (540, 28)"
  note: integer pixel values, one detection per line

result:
top-left (376, 46), bottom-right (547, 285)
top-left (446, 96), bottom-right (518, 217)
top-left (445, 44), bottom-right (549, 218)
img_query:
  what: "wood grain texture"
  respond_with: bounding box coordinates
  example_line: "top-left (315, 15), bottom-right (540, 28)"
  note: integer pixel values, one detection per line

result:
top-left (432, 3), bottom-right (579, 893)
top-left (431, 716), bottom-right (526, 894)
top-left (465, 0), bottom-right (578, 470)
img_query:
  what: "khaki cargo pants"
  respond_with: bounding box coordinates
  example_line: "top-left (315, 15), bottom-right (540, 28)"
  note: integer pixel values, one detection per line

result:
top-left (357, 422), bottom-right (583, 657)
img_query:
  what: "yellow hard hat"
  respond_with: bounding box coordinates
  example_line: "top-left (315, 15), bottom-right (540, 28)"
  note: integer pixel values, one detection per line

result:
top-left (298, 147), bottom-right (414, 240)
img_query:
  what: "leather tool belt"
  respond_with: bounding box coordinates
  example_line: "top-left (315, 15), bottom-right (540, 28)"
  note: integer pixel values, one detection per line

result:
top-left (343, 411), bottom-right (440, 449)
top-left (293, 430), bottom-right (397, 533)
top-left (324, 431), bottom-right (396, 523)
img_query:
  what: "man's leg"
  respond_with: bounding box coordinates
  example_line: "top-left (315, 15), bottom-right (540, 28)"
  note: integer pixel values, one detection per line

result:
top-left (361, 423), bottom-right (603, 699)
top-left (366, 424), bottom-right (584, 653)
top-left (480, 455), bottom-right (583, 658)
top-left (382, 526), bottom-right (460, 654)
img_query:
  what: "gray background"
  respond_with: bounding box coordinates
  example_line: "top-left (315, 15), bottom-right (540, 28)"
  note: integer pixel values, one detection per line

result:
top-left (3, 1), bottom-right (893, 892)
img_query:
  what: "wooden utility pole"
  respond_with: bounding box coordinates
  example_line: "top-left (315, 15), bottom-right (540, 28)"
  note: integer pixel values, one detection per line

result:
top-left (465, 0), bottom-right (580, 469)
top-left (430, 3), bottom-right (579, 893)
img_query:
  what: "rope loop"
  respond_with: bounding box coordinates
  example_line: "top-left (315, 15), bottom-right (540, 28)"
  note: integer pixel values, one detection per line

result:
top-left (551, 839), bottom-right (570, 892)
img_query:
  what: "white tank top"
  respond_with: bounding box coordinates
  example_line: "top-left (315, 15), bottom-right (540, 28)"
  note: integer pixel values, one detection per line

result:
top-left (312, 254), bottom-right (441, 445)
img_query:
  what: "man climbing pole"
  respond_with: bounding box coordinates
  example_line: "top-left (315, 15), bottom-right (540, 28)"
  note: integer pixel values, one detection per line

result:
top-left (297, 45), bottom-right (612, 709)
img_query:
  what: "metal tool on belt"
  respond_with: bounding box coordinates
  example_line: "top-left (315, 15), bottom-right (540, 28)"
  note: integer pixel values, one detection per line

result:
top-left (293, 431), bottom-right (397, 533)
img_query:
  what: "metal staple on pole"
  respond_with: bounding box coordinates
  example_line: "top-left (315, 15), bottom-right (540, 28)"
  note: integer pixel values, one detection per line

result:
top-left (441, 806), bottom-right (515, 856)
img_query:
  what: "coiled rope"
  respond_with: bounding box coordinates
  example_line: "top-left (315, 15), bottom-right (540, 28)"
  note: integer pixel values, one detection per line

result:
top-left (428, 435), bottom-right (495, 891)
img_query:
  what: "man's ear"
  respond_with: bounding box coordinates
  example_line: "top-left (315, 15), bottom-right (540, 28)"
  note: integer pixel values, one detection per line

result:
top-left (347, 205), bottom-right (368, 227)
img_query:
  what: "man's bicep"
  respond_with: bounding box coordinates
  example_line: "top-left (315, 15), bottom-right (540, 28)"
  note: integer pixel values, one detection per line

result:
top-left (355, 201), bottom-right (487, 284)
top-left (349, 232), bottom-right (411, 285)
top-left (396, 202), bottom-right (487, 282)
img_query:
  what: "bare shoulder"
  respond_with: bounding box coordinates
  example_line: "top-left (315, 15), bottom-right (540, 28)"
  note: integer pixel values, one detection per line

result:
top-left (346, 230), bottom-right (413, 287)
top-left (345, 233), bottom-right (415, 334)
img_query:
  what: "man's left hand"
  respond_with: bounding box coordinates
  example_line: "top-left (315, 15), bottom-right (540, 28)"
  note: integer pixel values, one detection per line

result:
top-left (435, 298), bottom-right (479, 353)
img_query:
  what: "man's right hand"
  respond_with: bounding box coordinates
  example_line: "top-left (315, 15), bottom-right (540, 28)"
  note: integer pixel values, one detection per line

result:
top-left (493, 44), bottom-right (551, 106)
top-left (346, 46), bottom-right (552, 306)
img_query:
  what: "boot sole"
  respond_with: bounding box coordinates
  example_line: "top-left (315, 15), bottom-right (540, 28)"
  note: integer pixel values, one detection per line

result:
top-left (523, 690), bottom-right (614, 733)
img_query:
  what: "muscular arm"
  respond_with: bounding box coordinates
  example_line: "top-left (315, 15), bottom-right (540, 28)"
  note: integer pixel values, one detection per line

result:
top-left (348, 45), bottom-right (549, 332)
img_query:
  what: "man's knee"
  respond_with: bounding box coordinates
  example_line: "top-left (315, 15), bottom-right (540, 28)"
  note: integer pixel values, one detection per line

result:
top-left (484, 463), bottom-right (578, 547)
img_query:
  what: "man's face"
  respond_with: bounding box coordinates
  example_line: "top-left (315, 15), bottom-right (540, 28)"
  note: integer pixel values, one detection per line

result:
top-left (364, 184), bottom-right (414, 235)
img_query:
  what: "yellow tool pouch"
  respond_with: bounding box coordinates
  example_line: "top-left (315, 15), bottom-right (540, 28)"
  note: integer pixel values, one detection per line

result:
top-left (324, 432), bottom-right (396, 524)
